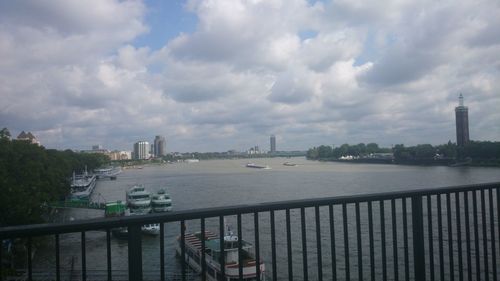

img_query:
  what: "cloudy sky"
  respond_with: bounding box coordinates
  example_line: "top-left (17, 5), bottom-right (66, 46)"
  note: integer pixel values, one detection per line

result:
top-left (1, 0), bottom-right (499, 152)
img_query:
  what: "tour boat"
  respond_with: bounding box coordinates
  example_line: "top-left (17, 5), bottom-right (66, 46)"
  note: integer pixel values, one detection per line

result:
top-left (245, 163), bottom-right (271, 169)
top-left (94, 166), bottom-right (121, 180)
top-left (70, 168), bottom-right (97, 200)
top-left (126, 185), bottom-right (152, 214)
top-left (176, 226), bottom-right (266, 281)
top-left (151, 189), bottom-right (173, 212)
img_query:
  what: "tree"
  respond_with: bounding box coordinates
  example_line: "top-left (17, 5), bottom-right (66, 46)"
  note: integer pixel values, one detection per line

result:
top-left (0, 127), bottom-right (11, 140)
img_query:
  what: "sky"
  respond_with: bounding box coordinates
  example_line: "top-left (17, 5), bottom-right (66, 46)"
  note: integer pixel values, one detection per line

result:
top-left (1, 0), bottom-right (499, 152)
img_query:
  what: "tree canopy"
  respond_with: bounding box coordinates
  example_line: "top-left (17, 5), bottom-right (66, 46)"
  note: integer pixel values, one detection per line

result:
top-left (0, 135), bottom-right (109, 226)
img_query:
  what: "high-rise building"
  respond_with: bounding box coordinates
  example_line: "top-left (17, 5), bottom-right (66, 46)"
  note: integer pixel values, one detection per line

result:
top-left (133, 141), bottom-right (150, 160)
top-left (154, 135), bottom-right (166, 157)
top-left (270, 135), bottom-right (276, 153)
top-left (455, 94), bottom-right (470, 147)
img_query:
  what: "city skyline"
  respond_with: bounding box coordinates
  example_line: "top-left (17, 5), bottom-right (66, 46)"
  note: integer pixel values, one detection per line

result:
top-left (1, 1), bottom-right (499, 152)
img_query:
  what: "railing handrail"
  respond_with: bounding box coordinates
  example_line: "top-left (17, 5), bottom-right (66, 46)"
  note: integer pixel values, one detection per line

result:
top-left (1, 181), bottom-right (499, 239)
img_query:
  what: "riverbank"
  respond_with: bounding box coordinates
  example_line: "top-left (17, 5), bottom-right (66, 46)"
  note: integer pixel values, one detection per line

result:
top-left (314, 157), bottom-right (500, 167)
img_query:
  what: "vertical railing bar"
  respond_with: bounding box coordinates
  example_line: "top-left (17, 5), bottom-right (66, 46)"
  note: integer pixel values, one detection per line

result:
top-left (286, 209), bottom-right (293, 281)
top-left (301, 207), bottom-right (308, 281)
top-left (412, 195), bottom-right (426, 281)
top-left (160, 224), bottom-right (165, 281)
top-left (437, 194), bottom-right (444, 281)
top-left (219, 216), bottom-right (226, 280)
top-left (106, 229), bottom-right (112, 281)
top-left (381, 200), bottom-right (387, 281)
top-left (343, 203), bottom-right (350, 281)
top-left (480, 189), bottom-right (489, 281)
top-left (427, 195), bottom-right (435, 281)
top-left (447, 193), bottom-right (455, 281)
top-left (464, 192), bottom-right (472, 281)
top-left (27, 237), bottom-right (32, 281)
top-left (201, 218), bottom-right (206, 281)
top-left (329, 204), bottom-right (337, 281)
top-left (356, 202), bottom-right (363, 281)
top-left (489, 188), bottom-right (497, 281)
top-left (55, 234), bottom-right (60, 281)
top-left (315, 205), bottom-right (323, 281)
top-left (403, 197), bottom-right (410, 281)
top-left (368, 201), bottom-right (375, 281)
top-left (181, 220), bottom-right (186, 281)
top-left (254, 212), bottom-right (261, 281)
top-left (270, 211), bottom-right (277, 281)
top-left (81, 231), bottom-right (86, 281)
top-left (473, 190), bottom-right (481, 281)
top-left (238, 213), bottom-right (243, 281)
top-left (392, 199), bottom-right (399, 281)
top-left (455, 192), bottom-right (463, 281)
top-left (128, 224), bottom-right (143, 281)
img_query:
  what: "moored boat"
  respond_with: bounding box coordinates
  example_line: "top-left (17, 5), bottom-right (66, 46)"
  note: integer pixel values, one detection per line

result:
top-left (126, 185), bottom-right (152, 215)
top-left (94, 166), bottom-right (121, 180)
top-left (70, 168), bottom-right (97, 200)
top-left (176, 225), bottom-right (266, 281)
top-left (151, 189), bottom-right (173, 212)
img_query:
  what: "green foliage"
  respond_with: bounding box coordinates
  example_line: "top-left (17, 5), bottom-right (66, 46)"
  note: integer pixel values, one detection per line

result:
top-left (307, 143), bottom-right (390, 160)
top-left (0, 134), bottom-right (109, 226)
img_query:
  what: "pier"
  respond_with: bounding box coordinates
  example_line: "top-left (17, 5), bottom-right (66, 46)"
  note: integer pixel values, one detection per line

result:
top-left (1, 182), bottom-right (500, 281)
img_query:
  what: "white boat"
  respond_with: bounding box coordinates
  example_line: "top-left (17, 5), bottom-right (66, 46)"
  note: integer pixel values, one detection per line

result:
top-left (185, 159), bottom-right (200, 163)
top-left (176, 225), bottom-right (266, 281)
top-left (94, 166), bottom-right (121, 180)
top-left (70, 168), bottom-right (97, 200)
top-left (126, 185), bottom-right (152, 215)
top-left (246, 163), bottom-right (271, 169)
top-left (141, 224), bottom-right (160, 235)
top-left (283, 162), bottom-right (297, 166)
top-left (151, 189), bottom-right (173, 212)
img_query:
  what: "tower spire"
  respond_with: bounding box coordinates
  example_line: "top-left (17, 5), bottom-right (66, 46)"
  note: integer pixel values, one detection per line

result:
top-left (459, 93), bottom-right (464, 107)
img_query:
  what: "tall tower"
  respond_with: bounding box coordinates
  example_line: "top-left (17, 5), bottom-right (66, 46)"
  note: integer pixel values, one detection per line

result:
top-left (133, 141), bottom-right (150, 159)
top-left (154, 135), bottom-right (166, 157)
top-left (455, 94), bottom-right (469, 147)
top-left (270, 135), bottom-right (276, 153)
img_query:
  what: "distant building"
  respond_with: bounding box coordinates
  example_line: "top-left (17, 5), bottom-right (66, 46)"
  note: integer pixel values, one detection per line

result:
top-left (109, 150), bottom-right (132, 161)
top-left (455, 94), bottom-right (470, 147)
top-left (270, 135), bottom-right (276, 153)
top-left (16, 131), bottom-right (40, 145)
top-left (133, 141), bottom-right (150, 160)
top-left (154, 135), bottom-right (166, 157)
top-left (92, 145), bottom-right (103, 150)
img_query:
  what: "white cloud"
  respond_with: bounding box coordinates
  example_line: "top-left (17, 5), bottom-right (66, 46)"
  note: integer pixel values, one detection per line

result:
top-left (1, 0), bottom-right (499, 151)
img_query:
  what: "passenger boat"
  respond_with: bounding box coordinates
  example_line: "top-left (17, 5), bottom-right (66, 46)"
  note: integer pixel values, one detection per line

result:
top-left (245, 163), bottom-right (271, 169)
top-left (126, 185), bottom-right (161, 235)
top-left (176, 225), bottom-right (266, 281)
top-left (94, 166), bottom-right (121, 180)
top-left (151, 189), bottom-right (173, 212)
top-left (126, 185), bottom-right (152, 214)
top-left (70, 168), bottom-right (97, 200)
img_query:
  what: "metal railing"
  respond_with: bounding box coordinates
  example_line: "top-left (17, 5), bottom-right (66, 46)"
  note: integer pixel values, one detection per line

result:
top-left (1, 182), bottom-right (499, 281)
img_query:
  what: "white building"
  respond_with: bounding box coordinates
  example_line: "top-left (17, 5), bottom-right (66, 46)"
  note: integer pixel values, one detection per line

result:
top-left (133, 141), bottom-right (150, 160)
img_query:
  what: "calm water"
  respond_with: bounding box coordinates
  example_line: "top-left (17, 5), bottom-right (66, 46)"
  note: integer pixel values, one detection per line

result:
top-left (33, 158), bottom-right (500, 280)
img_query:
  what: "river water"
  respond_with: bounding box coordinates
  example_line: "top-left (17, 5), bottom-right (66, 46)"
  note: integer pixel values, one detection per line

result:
top-left (33, 158), bottom-right (500, 280)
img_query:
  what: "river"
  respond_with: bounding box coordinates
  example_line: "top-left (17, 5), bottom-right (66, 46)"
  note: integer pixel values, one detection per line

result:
top-left (33, 158), bottom-right (500, 280)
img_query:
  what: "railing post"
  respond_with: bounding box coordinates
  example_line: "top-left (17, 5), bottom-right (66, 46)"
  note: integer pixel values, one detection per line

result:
top-left (128, 224), bottom-right (143, 281)
top-left (412, 195), bottom-right (426, 281)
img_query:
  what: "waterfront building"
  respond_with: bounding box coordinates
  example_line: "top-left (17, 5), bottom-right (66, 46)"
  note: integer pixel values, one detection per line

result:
top-left (133, 141), bottom-right (150, 160)
top-left (270, 135), bottom-right (276, 153)
top-left (455, 94), bottom-right (469, 147)
top-left (109, 150), bottom-right (132, 160)
top-left (16, 131), bottom-right (40, 145)
top-left (154, 135), bottom-right (166, 157)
